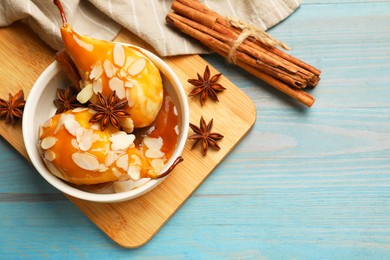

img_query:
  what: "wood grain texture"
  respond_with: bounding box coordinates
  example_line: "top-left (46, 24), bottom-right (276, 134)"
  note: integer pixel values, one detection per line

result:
top-left (0, 20), bottom-right (255, 247)
top-left (1, 1), bottom-right (390, 258)
top-left (0, 22), bottom-right (55, 158)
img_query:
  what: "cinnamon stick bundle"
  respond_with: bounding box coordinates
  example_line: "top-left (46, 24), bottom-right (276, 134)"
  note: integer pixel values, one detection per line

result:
top-left (166, 0), bottom-right (321, 107)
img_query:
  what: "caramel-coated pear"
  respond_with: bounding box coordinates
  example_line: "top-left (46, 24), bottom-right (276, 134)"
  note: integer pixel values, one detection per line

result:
top-left (54, 0), bottom-right (163, 129)
top-left (39, 109), bottom-right (165, 185)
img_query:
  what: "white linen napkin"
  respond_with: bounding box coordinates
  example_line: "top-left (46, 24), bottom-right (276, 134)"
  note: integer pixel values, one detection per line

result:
top-left (0, 0), bottom-right (301, 56)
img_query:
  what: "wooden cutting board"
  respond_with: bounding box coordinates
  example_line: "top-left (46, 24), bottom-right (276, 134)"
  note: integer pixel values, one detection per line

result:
top-left (0, 22), bottom-right (256, 248)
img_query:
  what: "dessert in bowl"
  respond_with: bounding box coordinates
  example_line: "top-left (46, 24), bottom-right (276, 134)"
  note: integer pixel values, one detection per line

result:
top-left (23, 47), bottom-right (188, 202)
top-left (22, 1), bottom-right (189, 203)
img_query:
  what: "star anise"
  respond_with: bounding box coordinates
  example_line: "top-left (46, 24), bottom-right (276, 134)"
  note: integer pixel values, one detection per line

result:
top-left (189, 116), bottom-right (224, 156)
top-left (53, 85), bottom-right (83, 114)
top-left (88, 91), bottom-right (130, 131)
top-left (0, 90), bottom-right (26, 124)
top-left (188, 65), bottom-right (226, 106)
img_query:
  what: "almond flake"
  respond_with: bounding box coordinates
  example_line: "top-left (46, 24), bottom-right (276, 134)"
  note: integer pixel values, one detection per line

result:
top-left (130, 154), bottom-right (141, 166)
top-left (109, 131), bottom-right (135, 151)
top-left (103, 59), bottom-right (114, 78)
top-left (71, 138), bottom-right (79, 149)
top-left (76, 128), bottom-right (93, 151)
top-left (72, 107), bottom-right (88, 113)
top-left (128, 59), bottom-right (146, 76)
top-left (113, 44), bottom-right (125, 67)
top-left (71, 152), bottom-right (100, 171)
top-left (151, 158), bottom-right (164, 173)
top-left (125, 88), bottom-right (135, 107)
top-left (105, 151), bottom-right (118, 167)
top-left (119, 117), bottom-right (134, 134)
top-left (77, 84), bottom-right (93, 104)
top-left (112, 167), bottom-right (122, 179)
top-left (88, 109), bottom-right (97, 114)
top-left (90, 123), bottom-right (100, 130)
top-left (113, 66), bottom-right (118, 75)
top-left (92, 78), bottom-right (103, 94)
top-left (92, 134), bottom-right (100, 143)
top-left (42, 118), bottom-right (52, 128)
top-left (113, 178), bottom-right (151, 193)
top-left (143, 137), bottom-right (163, 150)
top-left (44, 150), bottom-right (56, 162)
top-left (54, 114), bottom-right (65, 134)
top-left (111, 131), bottom-right (126, 137)
top-left (128, 165), bottom-right (141, 180)
top-left (124, 81), bottom-right (134, 88)
top-left (64, 116), bottom-right (80, 136)
top-left (125, 77), bottom-right (140, 88)
top-left (39, 126), bottom-right (43, 138)
top-left (79, 79), bottom-right (85, 89)
top-left (118, 69), bottom-right (127, 78)
top-left (145, 149), bottom-right (165, 159)
top-left (109, 77), bottom-right (125, 99)
top-left (41, 136), bottom-right (57, 150)
top-left (97, 163), bottom-right (108, 172)
top-left (116, 154), bottom-right (129, 171)
top-left (89, 61), bottom-right (103, 80)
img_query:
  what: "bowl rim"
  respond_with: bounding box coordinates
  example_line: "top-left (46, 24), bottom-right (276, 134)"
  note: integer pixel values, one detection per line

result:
top-left (22, 44), bottom-right (189, 203)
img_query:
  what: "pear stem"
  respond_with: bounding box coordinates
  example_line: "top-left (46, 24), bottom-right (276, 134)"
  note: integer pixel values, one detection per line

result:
top-left (152, 156), bottom-right (184, 179)
top-left (53, 0), bottom-right (68, 27)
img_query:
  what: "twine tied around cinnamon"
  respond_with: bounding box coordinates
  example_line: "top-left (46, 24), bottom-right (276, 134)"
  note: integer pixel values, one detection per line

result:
top-left (226, 17), bottom-right (290, 63)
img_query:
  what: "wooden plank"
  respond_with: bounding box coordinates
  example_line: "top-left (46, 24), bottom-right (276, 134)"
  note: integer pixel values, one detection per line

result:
top-left (0, 22), bottom-right (255, 247)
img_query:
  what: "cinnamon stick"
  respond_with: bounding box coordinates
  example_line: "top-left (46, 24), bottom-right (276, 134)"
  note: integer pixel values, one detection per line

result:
top-left (55, 49), bottom-right (81, 91)
top-left (167, 0), bottom-right (321, 107)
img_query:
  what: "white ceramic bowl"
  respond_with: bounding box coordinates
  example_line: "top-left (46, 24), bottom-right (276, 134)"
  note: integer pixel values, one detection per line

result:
top-left (23, 45), bottom-right (189, 203)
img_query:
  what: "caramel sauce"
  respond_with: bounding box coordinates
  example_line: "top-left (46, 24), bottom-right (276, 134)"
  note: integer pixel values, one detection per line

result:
top-left (40, 87), bottom-right (179, 188)
top-left (134, 88), bottom-right (179, 160)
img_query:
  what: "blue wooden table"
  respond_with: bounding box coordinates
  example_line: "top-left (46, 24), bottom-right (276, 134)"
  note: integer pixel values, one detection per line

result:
top-left (1, 0), bottom-right (390, 258)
